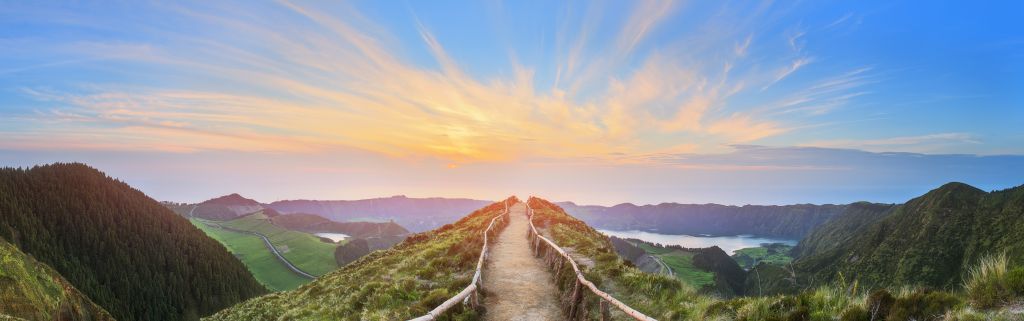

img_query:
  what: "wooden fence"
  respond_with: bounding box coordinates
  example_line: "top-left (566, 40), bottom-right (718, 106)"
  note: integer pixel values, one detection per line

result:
top-left (526, 202), bottom-right (658, 321)
top-left (407, 200), bottom-right (510, 321)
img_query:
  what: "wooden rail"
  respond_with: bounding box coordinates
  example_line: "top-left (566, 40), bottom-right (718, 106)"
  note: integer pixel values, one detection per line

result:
top-left (526, 201), bottom-right (658, 321)
top-left (407, 200), bottom-right (510, 321)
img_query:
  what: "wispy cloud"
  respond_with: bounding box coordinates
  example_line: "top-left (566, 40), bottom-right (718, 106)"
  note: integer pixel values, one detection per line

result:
top-left (1, 1), bottom-right (886, 163)
top-left (804, 133), bottom-right (983, 154)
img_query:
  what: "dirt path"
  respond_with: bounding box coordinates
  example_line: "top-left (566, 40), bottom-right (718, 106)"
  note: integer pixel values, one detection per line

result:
top-left (483, 202), bottom-right (564, 321)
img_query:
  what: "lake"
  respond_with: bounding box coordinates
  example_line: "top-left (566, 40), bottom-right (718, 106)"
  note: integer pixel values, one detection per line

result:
top-left (314, 232), bottom-right (350, 243)
top-left (597, 229), bottom-right (797, 255)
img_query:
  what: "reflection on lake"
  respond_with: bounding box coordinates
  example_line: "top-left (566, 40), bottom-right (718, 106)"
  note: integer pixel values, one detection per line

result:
top-left (314, 232), bottom-right (349, 242)
top-left (597, 229), bottom-right (797, 255)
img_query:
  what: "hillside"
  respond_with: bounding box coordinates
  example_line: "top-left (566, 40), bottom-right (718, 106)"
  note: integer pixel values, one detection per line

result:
top-left (0, 163), bottom-right (267, 321)
top-left (528, 197), bottom-right (1023, 320)
top-left (792, 182), bottom-right (1024, 290)
top-left (790, 202), bottom-right (895, 258)
top-left (193, 193), bottom-right (265, 220)
top-left (270, 213), bottom-right (409, 238)
top-left (0, 238), bottom-right (114, 321)
top-left (267, 196), bottom-right (491, 232)
top-left (559, 201), bottom-right (846, 238)
top-left (205, 197), bottom-right (516, 320)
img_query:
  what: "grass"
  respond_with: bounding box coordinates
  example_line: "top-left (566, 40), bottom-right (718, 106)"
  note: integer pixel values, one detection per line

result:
top-left (204, 198), bottom-right (514, 321)
top-left (217, 212), bottom-right (340, 276)
top-left (964, 252), bottom-right (1024, 309)
top-left (191, 218), bottom-right (311, 291)
top-left (0, 239), bottom-right (113, 320)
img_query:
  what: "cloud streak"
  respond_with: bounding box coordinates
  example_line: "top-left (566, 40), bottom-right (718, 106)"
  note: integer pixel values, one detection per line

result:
top-left (2, 1), bottom-right (880, 163)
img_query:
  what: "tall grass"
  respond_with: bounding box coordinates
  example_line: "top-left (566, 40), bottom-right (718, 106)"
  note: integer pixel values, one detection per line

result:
top-left (963, 252), bottom-right (1011, 308)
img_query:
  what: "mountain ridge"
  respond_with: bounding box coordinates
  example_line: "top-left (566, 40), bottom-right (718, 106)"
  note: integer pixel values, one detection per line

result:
top-left (0, 163), bottom-right (267, 321)
top-left (791, 182), bottom-right (1024, 290)
top-left (558, 201), bottom-right (847, 238)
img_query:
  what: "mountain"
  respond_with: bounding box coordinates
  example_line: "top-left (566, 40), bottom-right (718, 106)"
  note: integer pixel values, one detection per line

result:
top-left (0, 163), bottom-right (267, 321)
top-left (0, 237), bottom-right (114, 321)
top-left (270, 213), bottom-right (409, 238)
top-left (193, 193), bottom-right (265, 220)
top-left (267, 196), bottom-right (491, 232)
top-left (558, 201), bottom-right (846, 238)
top-left (792, 182), bottom-right (1024, 290)
top-left (206, 197), bottom-right (516, 320)
top-left (790, 202), bottom-right (895, 258)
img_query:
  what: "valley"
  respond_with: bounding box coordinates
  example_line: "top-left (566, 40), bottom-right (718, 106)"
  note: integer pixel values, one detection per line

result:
top-left (189, 217), bottom-right (315, 291)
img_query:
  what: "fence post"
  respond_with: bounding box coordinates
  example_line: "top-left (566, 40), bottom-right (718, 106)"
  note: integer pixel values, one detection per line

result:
top-left (600, 300), bottom-right (610, 321)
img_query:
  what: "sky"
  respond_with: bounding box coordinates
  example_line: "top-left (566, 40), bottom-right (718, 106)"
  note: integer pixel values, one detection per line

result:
top-left (1, 1), bottom-right (1022, 206)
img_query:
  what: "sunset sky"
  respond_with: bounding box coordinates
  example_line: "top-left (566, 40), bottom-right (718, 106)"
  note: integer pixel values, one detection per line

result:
top-left (1, 1), bottom-right (1022, 205)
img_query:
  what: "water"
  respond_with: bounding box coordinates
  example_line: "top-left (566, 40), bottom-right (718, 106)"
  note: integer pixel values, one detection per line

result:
top-left (314, 232), bottom-right (350, 242)
top-left (597, 229), bottom-right (797, 255)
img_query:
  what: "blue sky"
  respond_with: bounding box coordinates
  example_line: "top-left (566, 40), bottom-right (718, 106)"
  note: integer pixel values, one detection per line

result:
top-left (0, 1), bottom-right (1022, 205)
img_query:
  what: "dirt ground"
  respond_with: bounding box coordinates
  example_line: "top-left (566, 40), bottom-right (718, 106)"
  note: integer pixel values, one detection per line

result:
top-left (482, 202), bottom-right (564, 321)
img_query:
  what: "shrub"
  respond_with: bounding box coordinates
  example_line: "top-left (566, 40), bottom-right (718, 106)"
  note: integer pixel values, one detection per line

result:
top-left (703, 301), bottom-right (736, 319)
top-left (784, 306), bottom-right (809, 321)
top-left (866, 289), bottom-right (895, 320)
top-left (1006, 267), bottom-right (1024, 296)
top-left (887, 289), bottom-right (959, 321)
top-left (964, 253), bottom-right (1012, 308)
top-left (839, 306), bottom-right (870, 321)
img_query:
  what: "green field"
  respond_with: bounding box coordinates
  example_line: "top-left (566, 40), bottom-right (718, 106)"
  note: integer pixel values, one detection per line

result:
top-left (191, 218), bottom-right (311, 291)
top-left (731, 243), bottom-right (793, 270)
top-left (217, 212), bottom-right (340, 276)
top-left (629, 241), bottom-right (715, 288)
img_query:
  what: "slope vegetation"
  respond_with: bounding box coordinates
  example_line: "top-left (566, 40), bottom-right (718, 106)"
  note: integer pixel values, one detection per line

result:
top-left (206, 197), bottom-right (516, 321)
top-left (0, 238), bottom-right (113, 321)
top-left (270, 213), bottom-right (409, 238)
top-left (0, 163), bottom-right (266, 321)
top-left (794, 183), bottom-right (1024, 289)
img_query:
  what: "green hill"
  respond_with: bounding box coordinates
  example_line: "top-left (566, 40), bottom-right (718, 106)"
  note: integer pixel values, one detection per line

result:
top-left (793, 182), bottom-right (1024, 290)
top-left (269, 213), bottom-right (410, 238)
top-left (0, 238), bottom-right (113, 321)
top-left (205, 197), bottom-right (516, 321)
top-left (0, 163), bottom-right (267, 321)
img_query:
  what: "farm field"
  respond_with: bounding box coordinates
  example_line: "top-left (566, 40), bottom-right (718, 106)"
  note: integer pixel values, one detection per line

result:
top-left (191, 218), bottom-right (312, 291)
top-left (217, 211), bottom-right (341, 276)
